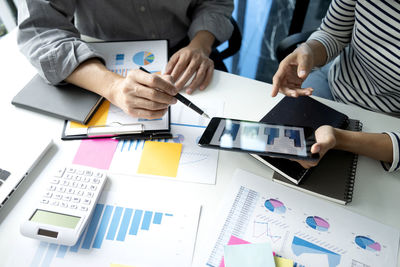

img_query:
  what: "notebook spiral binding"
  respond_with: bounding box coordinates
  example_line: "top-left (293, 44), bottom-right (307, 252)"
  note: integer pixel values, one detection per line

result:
top-left (344, 121), bottom-right (363, 203)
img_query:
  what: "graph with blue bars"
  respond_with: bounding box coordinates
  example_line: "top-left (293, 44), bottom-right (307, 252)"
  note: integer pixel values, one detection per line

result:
top-left (30, 203), bottom-right (173, 267)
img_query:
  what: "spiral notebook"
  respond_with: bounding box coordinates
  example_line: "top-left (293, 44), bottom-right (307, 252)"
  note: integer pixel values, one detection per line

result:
top-left (272, 119), bottom-right (362, 205)
top-left (251, 96), bottom-right (350, 184)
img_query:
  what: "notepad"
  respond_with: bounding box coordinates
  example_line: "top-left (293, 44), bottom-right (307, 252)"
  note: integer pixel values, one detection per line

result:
top-left (137, 141), bottom-right (182, 177)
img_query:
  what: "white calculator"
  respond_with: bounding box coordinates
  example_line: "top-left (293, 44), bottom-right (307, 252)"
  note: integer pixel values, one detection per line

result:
top-left (20, 165), bottom-right (107, 246)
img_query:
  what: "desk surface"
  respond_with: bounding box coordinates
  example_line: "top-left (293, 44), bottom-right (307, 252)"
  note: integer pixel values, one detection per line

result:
top-left (0, 30), bottom-right (399, 266)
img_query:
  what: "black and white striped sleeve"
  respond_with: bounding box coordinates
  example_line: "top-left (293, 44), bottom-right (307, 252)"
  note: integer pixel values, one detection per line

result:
top-left (307, 0), bottom-right (356, 63)
top-left (381, 132), bottom-right (400, 172)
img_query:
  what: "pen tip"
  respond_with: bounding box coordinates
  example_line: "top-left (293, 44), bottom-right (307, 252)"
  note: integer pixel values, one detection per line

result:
top-left (202, 113), bottom-right (210, 119)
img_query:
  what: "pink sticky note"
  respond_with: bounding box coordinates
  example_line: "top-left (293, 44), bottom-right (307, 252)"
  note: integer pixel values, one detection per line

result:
top-left (73, 139), bottom-right (118, 170)
top-left (219, 236), bottom-right (251, 267)
top-left (219, 235), bottom-right (276, 267)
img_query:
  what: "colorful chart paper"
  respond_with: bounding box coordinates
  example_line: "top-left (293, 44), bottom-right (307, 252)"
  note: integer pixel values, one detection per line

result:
top-left (264, 199), bottom-right (286, 214)
top-left (133, 51), bottom-right (155, 66)
top-left (355, 236), bottom-right (381, 252)
top-left (72, 139), bottom-right (119, 169)
top-left (306, 216), bottom-right (330, 232)
top-left (137, 141), bottom-right (182, 177)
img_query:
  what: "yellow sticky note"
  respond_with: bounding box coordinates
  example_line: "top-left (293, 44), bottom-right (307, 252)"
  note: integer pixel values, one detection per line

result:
top-left (137, 141), bottom-right (182, 177)
top-left (70, 100), bottom-right (110, 128)
top-left (274, 256), bottom-right (294, 267)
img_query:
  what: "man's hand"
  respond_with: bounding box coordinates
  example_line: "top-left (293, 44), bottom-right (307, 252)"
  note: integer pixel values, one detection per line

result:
top-left (109, 70), bottom-right (178, 119)
top-left (165, 31), bottom-right (215, 94)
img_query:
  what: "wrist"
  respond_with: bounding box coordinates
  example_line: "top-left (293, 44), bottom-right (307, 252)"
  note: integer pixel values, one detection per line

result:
top-left (189, 31), bottom-right (215, 56)
top-left (304, 40), bottom-right (327, 67)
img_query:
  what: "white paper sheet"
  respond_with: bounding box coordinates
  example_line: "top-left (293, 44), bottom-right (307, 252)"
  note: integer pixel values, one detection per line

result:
top-left (7, 190), bottom-right (200, 267)
top-left (201, 169), bottom-right (400, 267)
top-left (108, 99), bottom-right (224, 184)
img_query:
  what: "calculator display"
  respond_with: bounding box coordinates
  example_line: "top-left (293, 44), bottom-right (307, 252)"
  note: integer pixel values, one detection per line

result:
top-left (30, 209), bottom-right (80, 229)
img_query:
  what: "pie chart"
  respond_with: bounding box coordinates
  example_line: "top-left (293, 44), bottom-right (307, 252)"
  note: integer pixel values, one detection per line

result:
top-left (355, 236), bottom-right (381, 252)
top-left (133, 51), bottom-right (155, 66)
top-left (264, 199), bottom-right (286, 214)
top-left (306, 216), bottom-right (330, 231)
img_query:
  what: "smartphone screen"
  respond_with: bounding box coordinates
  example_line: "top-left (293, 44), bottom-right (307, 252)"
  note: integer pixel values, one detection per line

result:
top-left (199, 118), bottom-right (319, 161)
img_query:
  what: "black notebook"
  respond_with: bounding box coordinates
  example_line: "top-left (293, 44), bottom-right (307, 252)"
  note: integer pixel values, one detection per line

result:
top-left (251, 96), bottom-right (350, 184)
top-left (272, 119), bottom-right (363, 205)
top-left (12, 74), bottom-right (103, 124)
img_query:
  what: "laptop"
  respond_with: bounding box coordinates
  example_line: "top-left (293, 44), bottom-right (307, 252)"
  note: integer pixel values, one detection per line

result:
top-left (0, 134), bottom-right (53, 209)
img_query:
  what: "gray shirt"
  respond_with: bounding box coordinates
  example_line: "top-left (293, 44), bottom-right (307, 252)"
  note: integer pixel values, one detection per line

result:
top-left (17, 0), bottom-right (234, 84)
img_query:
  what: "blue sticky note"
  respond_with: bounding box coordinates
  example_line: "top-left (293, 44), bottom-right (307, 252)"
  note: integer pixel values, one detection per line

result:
top-left (224, 242), bottom-right (275, 267)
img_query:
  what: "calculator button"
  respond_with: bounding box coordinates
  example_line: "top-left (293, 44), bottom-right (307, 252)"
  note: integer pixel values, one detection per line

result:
top-left (71, 182), bottom-right (78, 188)
top-left (48, 185), bottom-right (57, 191)
top-left (77, 190), bottom-right (84, 196)
top-left (94, 172), bottom-right (104, 178)
top-left (54, 194), bottom-right (63, 200)
top-left (76, 170), bottom-right (84, 175)
top-left (73, 175), bottom-right (82, 181)
top-left (65, 174), bottom-right (73, 180)
top-left (57, 187), bottom-right (66, 193)
top-left (54, 168), bottom-right (65, 178)
top-left (70, 204), bottom-right (78, 209)
top-left (67, 168), bottom-right (76, 173)
top-left (92, 178), bottom-right (100, 184)
top-left (51, 179), bottom-right (60, 184)
top-left (61, 180), bottom-right (69, 186)
top-left (67, 188), bottom-right (75, 194)
top-left (85, 192), bottom-right (94, 198)
top-left (50, 200), bottom-right (59, 206)
top-left (83, 177), bottom-right (90, 183)
top-left (89, 185), bottom-right (97, 191)
top-left (80, 206), bottom-right (88, 211)
top-left (60, 202), bottom-right (68, 208)
top-left (84, 170), bottom-right (93, 176)
top-left (72, 197), bottom-right (81, 203)
top-left (62, 196), bottom-right (71, 202)
top-left (40, 199), bottom-right (49, 204)
top-left (44, 192), bottom-right (53, 198)
top-left (78, 183), bottom-right (87, 189)
top-left (82, 199), bottom-right (91, 205)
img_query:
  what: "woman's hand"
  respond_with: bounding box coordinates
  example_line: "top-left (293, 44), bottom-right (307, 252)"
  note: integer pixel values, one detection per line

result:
top-left (296, 125), bottom-right (337, 169)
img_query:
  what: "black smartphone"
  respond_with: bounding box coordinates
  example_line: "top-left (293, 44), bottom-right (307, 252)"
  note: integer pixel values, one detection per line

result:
top-left (198, 117), bottom-right (319, 161)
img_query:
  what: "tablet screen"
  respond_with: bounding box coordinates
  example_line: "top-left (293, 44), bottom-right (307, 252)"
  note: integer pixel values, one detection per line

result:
top-left (208, 119), bottom-right (309, 157)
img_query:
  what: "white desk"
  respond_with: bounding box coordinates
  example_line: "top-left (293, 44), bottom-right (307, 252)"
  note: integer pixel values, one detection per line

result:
top-left (0, 30), bottom-right (399, 266)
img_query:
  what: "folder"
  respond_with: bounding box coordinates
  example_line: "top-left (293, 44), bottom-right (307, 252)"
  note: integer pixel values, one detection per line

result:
top-left (61, 102), bottom-right (171, 140)
top-left (59, 39), bottom-right (170, 140)
top-left (12, 74), bottom-right (103, 124)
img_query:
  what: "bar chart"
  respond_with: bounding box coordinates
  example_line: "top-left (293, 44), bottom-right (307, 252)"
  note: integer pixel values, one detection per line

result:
top-left (17, 194), bottom-right (201, 267)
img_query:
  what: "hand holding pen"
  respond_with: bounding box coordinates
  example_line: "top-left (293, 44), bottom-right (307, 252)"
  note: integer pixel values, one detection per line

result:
top-left (139, 67), bottom-right (210, 118)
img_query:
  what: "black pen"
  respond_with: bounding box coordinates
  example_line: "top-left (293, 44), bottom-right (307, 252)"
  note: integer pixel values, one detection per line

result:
top-left (113, 132), bottom-right (176, 141)
top-left (139, 67), bottom-right (210, 119)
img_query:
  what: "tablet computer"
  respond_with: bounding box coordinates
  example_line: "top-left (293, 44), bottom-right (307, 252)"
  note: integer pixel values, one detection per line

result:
top-left (198, 117), bottom-right (319, 161)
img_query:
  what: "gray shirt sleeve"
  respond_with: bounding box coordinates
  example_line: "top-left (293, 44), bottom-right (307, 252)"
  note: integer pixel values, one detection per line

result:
top-left (188, 0), bottom-right (234, 43)
top-left (17, 0), bottom-right (104, 84)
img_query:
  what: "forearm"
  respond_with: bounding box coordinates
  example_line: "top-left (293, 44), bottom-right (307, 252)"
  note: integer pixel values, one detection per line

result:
top-left (334, 129), bottom-right (393, 163)
top-left (188, 30), bottom-right (215, 56)
top-left (65, 59), bottom-right (122, 103)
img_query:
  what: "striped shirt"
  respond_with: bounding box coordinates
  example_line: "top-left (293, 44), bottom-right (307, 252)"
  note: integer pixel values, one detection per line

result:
top-left (308, 0), bottom-right (400, 172)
